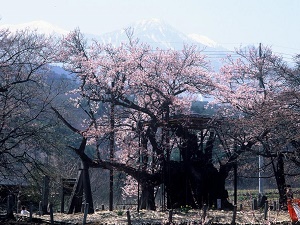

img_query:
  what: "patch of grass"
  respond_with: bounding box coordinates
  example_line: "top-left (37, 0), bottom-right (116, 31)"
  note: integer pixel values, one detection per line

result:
top-left (180, 205), bottom-right (192, 213)
top-left (116, 210), bottom-right (124, 216)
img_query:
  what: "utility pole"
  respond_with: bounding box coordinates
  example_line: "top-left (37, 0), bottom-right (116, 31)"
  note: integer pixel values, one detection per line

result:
top-left (137, 120), bottom-right (143, 212)
top-left (258, 43), bottom-right (264, 197)
top-left (109, 82), bottom-right (115, 211)
top-left (162, 102), bottom-right (170, 211)
top-left (259, 153), bottom-right (264, 195)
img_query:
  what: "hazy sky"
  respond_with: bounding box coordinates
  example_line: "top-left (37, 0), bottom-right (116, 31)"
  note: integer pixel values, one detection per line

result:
top-left (1, 0), bottom-right (300, 60)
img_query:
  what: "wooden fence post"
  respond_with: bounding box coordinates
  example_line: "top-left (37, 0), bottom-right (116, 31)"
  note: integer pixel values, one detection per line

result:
top-left (252, 198), bottom-right (258, 210)
top-left (273, 201), bottom-right (277, 211)
top-left (168, 210), bottom-right (173, 223)
top-left (6, 195), bottom-right (14, 219)
top-left (42, 175), bottom-right (50, 214)
top-left (126, 210), bottom-right (131, 225)
top-left (231, 205), bottom-right (237, 225)
top-left (202, 204), bottom-right (207, 223)
top-left (264, 201), bottom-right (268, 220)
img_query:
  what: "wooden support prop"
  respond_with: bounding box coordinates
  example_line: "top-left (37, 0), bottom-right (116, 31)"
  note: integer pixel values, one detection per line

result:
top-left (68, 170), bottom-right (83, 214)
top-left (17, 200), bottom-right (21, 214)
top-left (61, 180), bottom-right (65, 214)
top-left (49, 203), bottom-right (54, 225)
top-left (42, 175), bottom-right (50, 214)
top-left (61, 178), bottom-right (76, 214)
top-left (39, 201), bottom-right (42, 216)
top-left (29, 202), bottom-right (33, 222)
top-left (217, 199), bottom-right (222, 209)
top-left (17, 192), bottom-right (21, 214)
top-left (83, 203), bottom-right (89, 225)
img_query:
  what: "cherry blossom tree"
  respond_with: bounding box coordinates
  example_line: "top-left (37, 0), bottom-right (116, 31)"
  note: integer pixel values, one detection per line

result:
top-left (212, 44), bottom-right (300, 207)
top-left (55, 29), bottom-right (229, 210)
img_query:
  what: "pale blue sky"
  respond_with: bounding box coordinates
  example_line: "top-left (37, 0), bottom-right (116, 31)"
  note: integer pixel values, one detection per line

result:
top-left (1, 0), bottom-right (300, 60)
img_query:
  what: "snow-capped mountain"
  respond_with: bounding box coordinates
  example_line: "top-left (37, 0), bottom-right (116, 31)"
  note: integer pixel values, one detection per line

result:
top-left (97, 19), bottom-right (227, 70)
top-left (99, 18), bottom-right (194, 50)
top-left (99, 18), bottom-right (222, 51)
top-left (188, 34), bottom-right (218, 48)
top-left (0, 20), bottom-right (68, 36)
top-left (0, 19), bottom-right (227, 69)
top-left (0, 19), bottom-right (222, 50)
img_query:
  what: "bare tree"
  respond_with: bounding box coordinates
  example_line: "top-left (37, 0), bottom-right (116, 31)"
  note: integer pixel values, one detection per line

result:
top-left (0, 28), bottom-right (59, 182)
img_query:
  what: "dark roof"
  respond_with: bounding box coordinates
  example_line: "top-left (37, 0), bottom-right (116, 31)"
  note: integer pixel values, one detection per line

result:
top-left (169, 114), bottom-right (211, 129)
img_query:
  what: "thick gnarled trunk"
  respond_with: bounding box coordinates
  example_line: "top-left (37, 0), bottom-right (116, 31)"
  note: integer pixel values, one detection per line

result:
top-left (139, 182), bottom-right (156, 210)
top-left (164, 161), bottom-right (233, 209)
top-left (273, 153), bottom-right (287, 208)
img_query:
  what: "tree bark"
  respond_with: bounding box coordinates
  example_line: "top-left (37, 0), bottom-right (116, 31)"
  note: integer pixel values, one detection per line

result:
top-left (139, 182), bottom-right (156, 210)
top-left (273, 153), bottom-right (286, 208)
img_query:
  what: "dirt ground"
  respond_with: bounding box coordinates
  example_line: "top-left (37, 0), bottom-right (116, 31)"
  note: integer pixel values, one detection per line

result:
top-left (2, 208), bottom-right (293, 225)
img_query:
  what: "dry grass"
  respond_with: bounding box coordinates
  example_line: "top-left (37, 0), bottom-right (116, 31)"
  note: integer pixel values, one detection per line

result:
top-left (28, 208), bottom-right (292, 225)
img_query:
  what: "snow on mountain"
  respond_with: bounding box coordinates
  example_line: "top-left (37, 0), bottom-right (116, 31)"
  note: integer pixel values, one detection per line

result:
top-left (0, 19), bottom-right (228, 70)
top-left (97, 19), bottom-right (228, 70)
top-left (188, 34), bottom-right (218, 48)
top-left (99, 19), bottom-right (225, 68)
top-left (99, 18), bottom-right (209, 50)
top-left (0, 20), bottom-right (68, 36)
top-left (0, 19), bottom-right (222, 51)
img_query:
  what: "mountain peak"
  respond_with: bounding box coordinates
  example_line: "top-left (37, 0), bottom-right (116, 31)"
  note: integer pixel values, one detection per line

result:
top-left (98, 18), bottom-right (222, 51)
top-left (131, 18), bottom-right (177, 34)
top-left (132, 18), bottom-right (168, 28)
